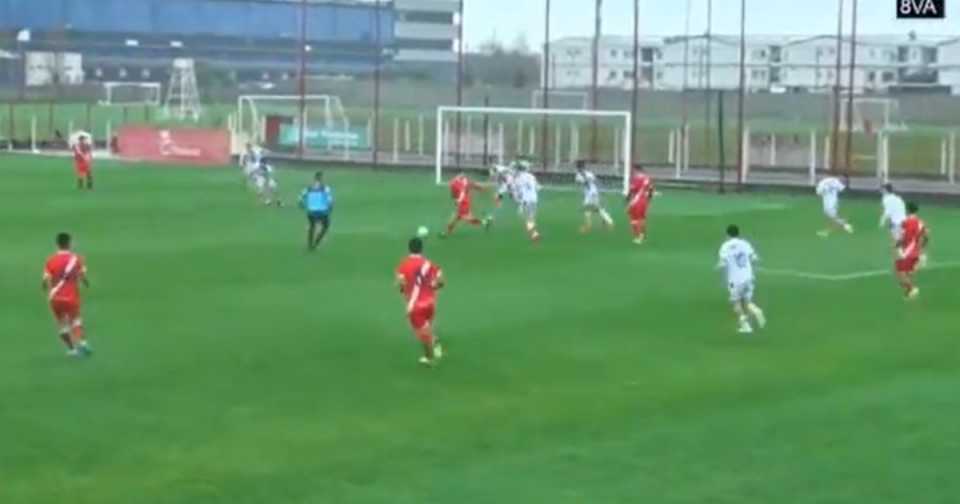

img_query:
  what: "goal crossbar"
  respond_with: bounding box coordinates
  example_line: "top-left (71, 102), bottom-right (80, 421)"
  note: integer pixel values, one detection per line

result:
top-left (435, 106), bottom-right (633, 192)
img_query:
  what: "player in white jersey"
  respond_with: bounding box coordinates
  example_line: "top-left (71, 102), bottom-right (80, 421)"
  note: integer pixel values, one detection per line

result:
top-left (815, 176), bottom-right (854, 237)
top-left (717, 225), bottom-right (766, 334)
top-left (252, 159), bottom-right (281, 207)
top-left (879, 183), bottom-right (907, 241)
top-left (513, 164), bottom-right (541, 242)
top-left (240, 142), bottom-right (264, 186)
top-left (573, 160), bottom-right (614, 233)
top-left (491, 163), bottom-right (516, 207)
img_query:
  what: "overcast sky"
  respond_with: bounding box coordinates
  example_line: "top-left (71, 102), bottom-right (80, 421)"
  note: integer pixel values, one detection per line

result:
top-left (462, 0), bottom-right (959, 49)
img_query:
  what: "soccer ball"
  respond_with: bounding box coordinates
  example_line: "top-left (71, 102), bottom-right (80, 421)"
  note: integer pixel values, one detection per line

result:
top-left (416, 226), bottom-right (430, 238)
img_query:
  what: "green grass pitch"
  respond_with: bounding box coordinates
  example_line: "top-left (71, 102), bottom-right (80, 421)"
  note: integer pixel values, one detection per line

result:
top-left (2, 154), bottom-right (959, 503)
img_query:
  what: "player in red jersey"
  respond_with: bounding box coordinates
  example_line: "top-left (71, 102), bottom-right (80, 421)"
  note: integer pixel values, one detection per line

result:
top-left (440, 173), bottom-right (489, 237)
top-left (894, 202), bottom-right (929, 300)
top-left (626, 165), bottom-right (654, 245)
top-left (42, 232), bottom-right (92, 357)
top-left (395, 237), bottom-right (445, 366)
top-left (73, 134), bottom-right (94, 190)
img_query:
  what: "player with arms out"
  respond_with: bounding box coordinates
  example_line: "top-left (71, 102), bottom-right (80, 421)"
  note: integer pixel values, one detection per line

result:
top-left (815, 176), bottom-right (854, 237)
top-left (43, 232), bottom-right (93, 357)
top-left (72, 134), bottom-right (94, 190)
top-left (491, 162), bottom-right (517, 209)
top-left (626, 165), bottom-right (654, 244)
top-left (879, 183), bottom-right (906, 242)
top-left (395, 237), bottom-right (446, 367)
top-left (513, 163), bottom-right (541, 242)
top-left (440, 173), bottom-right (489, 238)
top-left (717, 225), bottom-right (766, 334)
top-left (574, 160), bottom-right (614, 233)
top-left (894, 202), bottom-right (929, 300)
top-left (299, 171), bottom-right (334, 250)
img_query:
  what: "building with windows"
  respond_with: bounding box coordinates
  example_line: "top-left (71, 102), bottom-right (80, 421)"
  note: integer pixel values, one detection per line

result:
top-left (542, 33), bottom-right (953, 94)
top-left (0, 0), bottom-right (459, 86)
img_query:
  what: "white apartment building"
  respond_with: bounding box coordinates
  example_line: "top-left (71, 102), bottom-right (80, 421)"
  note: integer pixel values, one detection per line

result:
top-left (542, 36), bottom-right (661, 90)
top-left (937, 37), bottom-right (960, 94)
top-left (541, 33), bottom-right (954, 93)
top-left (393, 0), bottom-right (458, 64)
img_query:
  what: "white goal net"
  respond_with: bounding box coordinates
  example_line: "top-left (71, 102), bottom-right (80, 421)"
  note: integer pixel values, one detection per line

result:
top-left (840, 97), bottom-right (907, 133)
top-left (435, 106), bottom-right (632, 192)
top-left (99, 82), bottom-right (162, 106)
top-left (236, 95), bottom-right (355, 157)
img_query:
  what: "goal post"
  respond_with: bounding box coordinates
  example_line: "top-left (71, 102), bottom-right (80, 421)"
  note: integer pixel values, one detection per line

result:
top-left (236, 95), bottom-right (357, 157)
top-left (435, 106), bottom-right (632, 193)
top-left (99, 82), bottom-right (162, 106)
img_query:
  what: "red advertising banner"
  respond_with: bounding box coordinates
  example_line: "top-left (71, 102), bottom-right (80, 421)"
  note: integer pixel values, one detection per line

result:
top-left (116, 126), bottom-right (231, 166)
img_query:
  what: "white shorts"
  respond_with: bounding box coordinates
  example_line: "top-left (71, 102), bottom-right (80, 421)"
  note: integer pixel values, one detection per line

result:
top-left (728, 280), bottom-right (755, 303)
top-left (583, 190), bottom-right (601, 208)
top-left (823, 203), bottom-right (839, 219)
top-left (255, 177), bottom-right (277, 192)
top-left (243, 165), bottom-right (258, 179)
top-left (889, 221), bottom-right (904, 241)
top-left (520, 201), bottom-right (538, 221)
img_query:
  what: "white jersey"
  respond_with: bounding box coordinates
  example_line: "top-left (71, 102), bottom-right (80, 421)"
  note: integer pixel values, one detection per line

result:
top-left (718, 238), bottom-right (758, 285)
top-left (493, 165), bottom-right (516, 196)
top-left (241, 148), bottom-right (263, 176)
top-left (575, 170), bottom-right (601, 206)
top-left (514, 172), bottom-right (540, 204)
top-left (816, 177), bottom-right (845, 210)
top-left (881, 193), bottom-right (906, 227)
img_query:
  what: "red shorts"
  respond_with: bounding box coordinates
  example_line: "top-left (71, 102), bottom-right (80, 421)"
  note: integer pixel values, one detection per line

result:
top-left (50, 300), bottom-right (80, 323)
top-left (456, 199), bottom-right (472, 219)
top-left (629, 201), bottom-right (649, 221)
top-left (408, 303), bottom-right (436, 334)
top-left (75, 163), bottom-right (91, 176)
top-left (896, 257), bottom-right (919, 274)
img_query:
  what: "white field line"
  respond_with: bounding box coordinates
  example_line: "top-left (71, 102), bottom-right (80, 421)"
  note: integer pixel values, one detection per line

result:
top-left (761, 261), bottom-right (960, 282)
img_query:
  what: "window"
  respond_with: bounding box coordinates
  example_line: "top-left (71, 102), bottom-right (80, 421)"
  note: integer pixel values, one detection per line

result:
top-left (624, 70), bottom-right (634, 78)
top-left (656, 71), bottom-right (664, 80)
top-left (567, 49), bottom-right (582, 58)
top-left (608, 70), bottom-right (618, 79)
top-left (118, 68), bottom-right (128, 78)
top-left (401, 11), bottom-right (454, 23)
top-left (869, 49), bottom-right (876, 59)
top-left (867, 71), bottom-right (877, 83)
top-left (882, 71), bottom-right (895, 83)
top-left (751, 69), bottom-right (767, 80)
top-left (141, 68), bottom-right (151, 79)
top-left (610, 49), bottom-right (619, 58)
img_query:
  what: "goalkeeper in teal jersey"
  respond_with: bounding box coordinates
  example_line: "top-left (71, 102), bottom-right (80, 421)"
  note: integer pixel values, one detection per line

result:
top-left (300, 171), bottom-right (334, 250)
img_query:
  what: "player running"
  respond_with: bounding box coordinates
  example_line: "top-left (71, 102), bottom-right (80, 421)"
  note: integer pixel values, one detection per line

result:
top-left (815, 176), bottom-right (854, 237)
top-left (717, 225), bottom-right (766, 334)
top-left (441, 173), bottom-right (489, 237)
top-left (574, 160), bottom-right (614, 233)
top-left (253, 159), bottom-right (282, 207)
top-left (491, 162), bottom-right (517, 208)
top-left (626, 165), bottom-right (654, 244)
top-left (395, 237), bottom-right (445, 367)
top-left (879, 183), bottom-right (907, 242)
top-left (72, 134), bottom-right (93, 190)
top-left (42, 232), bottom-right (92, 357)
top-left (514, 163), bottom-right (541, 242)
top-left (300, 171), bottom-right (334, 250)
top-left (894, 202), bottom-right (929, 300)
top-left (240, 142), bottom-right (263, 185)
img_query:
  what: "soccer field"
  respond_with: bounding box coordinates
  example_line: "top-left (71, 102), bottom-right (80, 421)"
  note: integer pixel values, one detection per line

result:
top-left (3, 154), bottom-right (960, 504)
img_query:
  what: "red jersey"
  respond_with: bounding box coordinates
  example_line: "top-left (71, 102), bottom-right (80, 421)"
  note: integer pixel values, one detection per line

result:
top-left (899, 216), bottom-right (927, 261)
top-left (396, 254), bottom-right (443, 312)
top-left (450, 175), bottom-right (472, 204)
top-left (73, 143), bottom-right (92, 169)
top-left (44, 251), bottom-right (86, 304)
top-left (628, 173), bottom-right (653, 207)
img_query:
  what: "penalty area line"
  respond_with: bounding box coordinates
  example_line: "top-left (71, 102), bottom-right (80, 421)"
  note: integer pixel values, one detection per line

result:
top-left (760, 261), bottom-right (960, 282)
